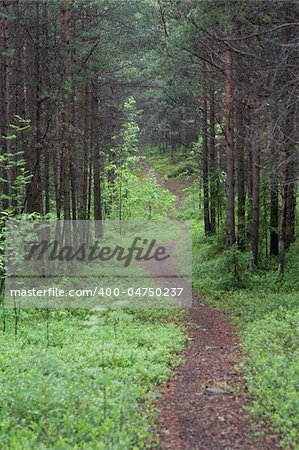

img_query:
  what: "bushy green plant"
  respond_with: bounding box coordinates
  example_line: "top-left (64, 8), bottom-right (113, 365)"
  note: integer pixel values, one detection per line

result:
top-left (105, 169), bottom-right (175, 220)
top-left (242, 309), bottom-right (299, 447)
top-left (0, 308), bottom-right (187, 449)
top-left (0, 116), bottom-right (32, 213)
top-left (217, 244), bottom-right (250, 287)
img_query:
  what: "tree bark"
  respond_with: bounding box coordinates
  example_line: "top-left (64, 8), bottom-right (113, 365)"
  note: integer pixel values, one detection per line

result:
top-left (202, 87), bottom-right (210, 235)
top-left (250, 98), bottom-right (261, 267)
top-left (270, 111), bottom-right (279, 256)
top-left (92, 85), bottom-right (103, 237)
top-left (61, 0), bottom-right (72, 223)
top-left (224, 49), bottom-right (235, 247)
top-left (236, 100), bottom-right (246, 251)
top-left (0, 0), bottom-right (9, 210)
top-left (278, 100), bottom-right (297, 276)
top-left (25, 0), bottom-right (43, 213)
top-left (209, 79), bottom-right (216, 234)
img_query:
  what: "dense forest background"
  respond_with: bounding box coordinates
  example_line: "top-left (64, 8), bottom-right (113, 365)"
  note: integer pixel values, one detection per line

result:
top-left (0, 1), bottom-right (298, 449)
top-left (1, 0), bottom-right (298, 273)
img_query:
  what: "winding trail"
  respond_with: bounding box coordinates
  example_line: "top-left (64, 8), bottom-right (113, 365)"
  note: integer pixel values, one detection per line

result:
top-left (140, 159), bottom-right (280, 450)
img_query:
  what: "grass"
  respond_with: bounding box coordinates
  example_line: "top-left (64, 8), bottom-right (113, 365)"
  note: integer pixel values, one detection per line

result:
top-left (0, 308), bottom-right (187, 449)
top-left (192, 224), bottom-right (299, 448)
top-left (143, 146), bottom-right (198, 180)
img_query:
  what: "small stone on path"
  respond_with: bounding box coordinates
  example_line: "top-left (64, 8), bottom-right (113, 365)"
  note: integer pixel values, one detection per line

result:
top-left (206, 386), bottom-right (229, 395)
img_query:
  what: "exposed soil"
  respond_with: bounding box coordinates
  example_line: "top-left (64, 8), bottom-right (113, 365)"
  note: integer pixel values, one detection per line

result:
top-left (140, 159), bottom-right (280, 450)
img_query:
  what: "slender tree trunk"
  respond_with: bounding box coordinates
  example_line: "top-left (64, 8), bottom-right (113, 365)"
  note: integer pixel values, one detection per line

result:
top-left (278, 16), bottom-right (298, 275)
top-left (61, 0), bottom-right (71, 223)
top-left (25, 0), bottom-right (43, 213)
top-left (270, 115), bottom-right (279, 256)
top-left (209, 79), bottom-right (216, 234)
top-left (78, 84), bottom-right (89, 220)
top-left (202, 87), bottom-right (210, 235)
top-left (93, 86), bottom-right (103, 237)
top-left (11, 0), bottom-right (21, 211)
top-left (278, 100), bottom-right (297, 276)
top-left (236, 100), bottom-right (246, 251)
top-left (224, 49), bottom-right (235, 247)
top-left (87, 152), bottom-right (92, 220)
top-left (0, 0), bottom-right (9, 210)
top-left (70, 153), bottom-right (77, 220)
top-left (251, 98), bottom-right (261, 267)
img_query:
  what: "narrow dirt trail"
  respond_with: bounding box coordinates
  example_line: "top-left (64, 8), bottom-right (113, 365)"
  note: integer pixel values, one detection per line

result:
top-left (140, 160), bottom-right (280, 450)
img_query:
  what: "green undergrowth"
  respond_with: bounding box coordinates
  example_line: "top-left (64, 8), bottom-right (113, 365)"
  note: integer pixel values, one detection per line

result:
top-left (143, 147), bottom-right (197, 180)
top-left (192, 224), bottom-right (299, 448)
top-left (106, 166), bottom-right (176, 220)
top-left (0, 307), bottom-right (187, 449)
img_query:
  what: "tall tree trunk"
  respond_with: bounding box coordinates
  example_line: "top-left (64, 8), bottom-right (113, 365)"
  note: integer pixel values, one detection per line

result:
top-left (61, 0), bottom-right (71, 223)
top-left (278, 18), bottom-right (298, 276)
top-left (25, 0), bottom-right (43, 213)
top-left (0, 0), bottom-right (9, 210)
top-left (278, 99), bottom-right (297, 276)
top-left (202, 87), bottom-right (210, 235)
top-left (87, 152), bottom-right (92, 220)
top-left (224, 49), bottom-right (235, 247)
top-left (93, 87), bottom-right (103, 237)
top-left (209, 79), bottom-right (216, 234)
top-left (236, 100), bottom-right (246, 251)
top-left (70, 153), bottom-right (77, 220)
top-left (78, 84), bottom-right (89, 220)
top-left (270, 110), bottom-right (279, 256)
top-left (251, 98), bottom-right (261, 267)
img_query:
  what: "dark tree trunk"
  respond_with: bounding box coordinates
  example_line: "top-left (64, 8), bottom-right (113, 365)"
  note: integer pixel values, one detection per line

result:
top-left (70, 153), bottom-right (77, 220)
top-left (78, 84), bottom-right (89, 220)
top-left (270, 117), bottom-right (279, 256)
top-left (25, 0), bottom-right (43, 214)
top-left (278, 100), bottom-right (297, 276)
top-left (0, 0), bottom-right (9, 210)
top-left (202, 86), bottom-right (210, 235)
top-left (250, 98), bottom-right (261, 267)
top-left (209, 79), bottom-right (216, 234)
top-left (61, 0), bottom-right (71, 223)
top-left (93, 86), bottom-right (103, 238)
top-left (224, 49), bottom-right (235, 247)
top-left (278, 17), bottom-right (298, 276)
top-left (236, 100), bottom-right (246, 251)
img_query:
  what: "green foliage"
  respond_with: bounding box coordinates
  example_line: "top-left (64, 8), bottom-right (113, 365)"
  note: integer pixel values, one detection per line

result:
top-left (0, 211), bottom-right (12, 293)
top-left (0, 116), bottom-right (32, 212)
top-left (119, 96), bottom-right (140, 159)
top-left (0, 151), bottom-right (32, 209)
top-left (104, 104), bottom-right (176, 220)
top-left (106, 168), bottom-right (175, 220)
top-left (0, 308), bottom-right (186, 449)
top-left (192, 224), bottom-right (299, 447)
top-left (192, 227), bottom-right (249, 294)
top-left (243, 310), bottom-right (299, 447)
top-left (218, 244), bottom-right (249, 287)
top-left (178, 182), bottom-right (201, 220)
top-left (144, 147), bottom-right (197, 180)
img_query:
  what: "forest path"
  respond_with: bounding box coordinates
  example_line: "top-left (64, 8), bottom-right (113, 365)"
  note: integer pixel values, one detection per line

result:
top-left (140, 159), bottom-right (280, 450)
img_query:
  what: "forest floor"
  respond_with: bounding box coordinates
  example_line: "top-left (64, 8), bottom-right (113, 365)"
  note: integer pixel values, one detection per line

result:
top-left (140, 159), bottom-right (280, 450)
